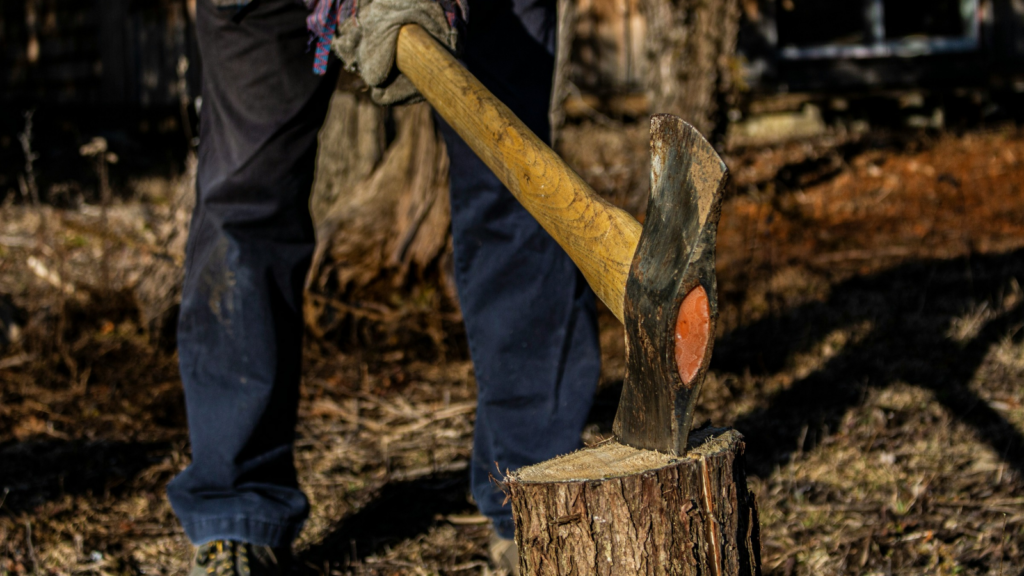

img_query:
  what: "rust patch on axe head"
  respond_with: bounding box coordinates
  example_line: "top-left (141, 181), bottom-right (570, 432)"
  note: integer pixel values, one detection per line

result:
top-left (675, 285), bottom-right (710, 385)
top-left (613, 115), bottom-right (727, 456)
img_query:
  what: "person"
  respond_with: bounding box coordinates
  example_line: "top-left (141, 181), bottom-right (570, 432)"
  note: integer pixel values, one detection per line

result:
top-left (167, 0), bottom-right (601, 574)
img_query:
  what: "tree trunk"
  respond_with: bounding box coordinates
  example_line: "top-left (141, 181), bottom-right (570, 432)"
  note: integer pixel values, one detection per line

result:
top-left (305, 89), bottom-right (458, 349)
top-left (507, 428), bottom-right (762, 576)
top-left (309, 96), bottom-right (451, 293)
top-left (640, 0), bottom-right (741, 137)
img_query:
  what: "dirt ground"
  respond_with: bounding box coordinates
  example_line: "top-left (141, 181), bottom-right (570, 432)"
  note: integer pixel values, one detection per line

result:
top-left (2, 119), bottom-right (1024, 575)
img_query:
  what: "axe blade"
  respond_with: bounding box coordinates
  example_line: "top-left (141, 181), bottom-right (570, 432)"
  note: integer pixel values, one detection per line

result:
top-left (612, 115), bottom-right (728, 455)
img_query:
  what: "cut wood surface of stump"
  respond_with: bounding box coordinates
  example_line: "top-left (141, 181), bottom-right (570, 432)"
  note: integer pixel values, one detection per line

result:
top-left (507, 428), bottom-right (761, 576)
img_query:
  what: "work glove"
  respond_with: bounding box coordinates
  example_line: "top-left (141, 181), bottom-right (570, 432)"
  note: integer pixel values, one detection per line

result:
top-left (331, 0), bottom-right (462, 105)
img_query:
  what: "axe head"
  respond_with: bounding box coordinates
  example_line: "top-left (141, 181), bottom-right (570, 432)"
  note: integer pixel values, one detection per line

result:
top-left (612, 114), bottom-right (728, 456)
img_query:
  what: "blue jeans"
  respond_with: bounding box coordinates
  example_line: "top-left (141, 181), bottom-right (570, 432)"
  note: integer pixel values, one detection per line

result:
top-left (167, 0), bottom-right (600, 546)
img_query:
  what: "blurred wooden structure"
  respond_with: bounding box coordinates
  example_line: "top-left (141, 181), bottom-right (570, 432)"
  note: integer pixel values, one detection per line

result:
top-left (567, 0), bottom-right (1024, 131)
top-left (572, 0), bottom-right (647, 94)
top-left (569, 0), bottom-right (740, 137)
top-left (739, 0), bottom-right (1024, 92)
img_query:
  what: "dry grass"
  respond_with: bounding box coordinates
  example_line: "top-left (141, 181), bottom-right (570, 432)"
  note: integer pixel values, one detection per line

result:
top-left (2, 124), bottom-right (1024, 575)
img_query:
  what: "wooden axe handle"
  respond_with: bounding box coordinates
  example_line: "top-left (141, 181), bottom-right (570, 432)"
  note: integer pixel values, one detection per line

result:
top-left (395, 24), bottom-right (642, 323)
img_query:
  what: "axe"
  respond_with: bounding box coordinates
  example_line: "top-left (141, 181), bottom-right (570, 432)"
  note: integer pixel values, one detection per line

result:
top-left (396, 25), bottom-right (728, 455)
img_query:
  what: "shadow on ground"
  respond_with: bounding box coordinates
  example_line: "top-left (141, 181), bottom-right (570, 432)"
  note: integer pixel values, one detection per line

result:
top-left (588, 248), bottom-right (1024, 479)
top-left (717, 248), bottom-right (1024, 477)
top-left (297, 471), bottom-right (476, 570)
top-left (0, 439), bottom-right (175, 513)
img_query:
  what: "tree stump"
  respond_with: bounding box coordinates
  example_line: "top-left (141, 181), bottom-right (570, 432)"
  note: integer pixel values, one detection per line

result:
top-left (507, 427), bottom-right (761, 576)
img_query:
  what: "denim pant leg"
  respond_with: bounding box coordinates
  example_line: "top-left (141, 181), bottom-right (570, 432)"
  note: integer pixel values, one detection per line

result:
top-left (440, 0), bottom-right (602, 539)
top-left (166, 0), bottom-right (337, 547)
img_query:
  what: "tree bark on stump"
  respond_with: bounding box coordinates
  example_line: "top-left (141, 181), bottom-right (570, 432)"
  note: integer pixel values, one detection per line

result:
top-left (507, 428), bottom-right (761, 576)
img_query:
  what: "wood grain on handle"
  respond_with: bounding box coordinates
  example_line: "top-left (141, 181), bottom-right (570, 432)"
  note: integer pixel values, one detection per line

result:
top-left (395, 24), bottom-right (642, 323)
